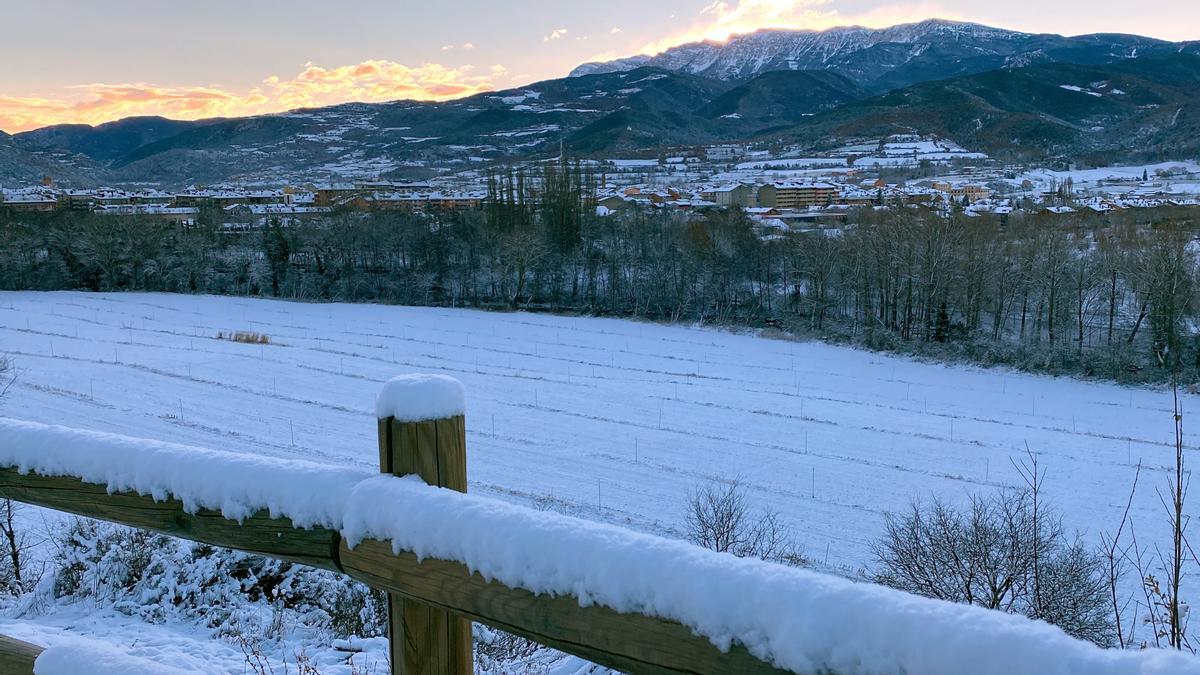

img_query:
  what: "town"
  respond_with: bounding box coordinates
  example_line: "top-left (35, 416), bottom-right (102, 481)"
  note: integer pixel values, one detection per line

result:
top-left (4, 135), bottom-right (1198, 233)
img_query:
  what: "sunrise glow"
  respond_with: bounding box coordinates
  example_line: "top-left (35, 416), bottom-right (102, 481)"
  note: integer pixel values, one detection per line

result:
top-left (1, 0), bottom-right (1194, 133)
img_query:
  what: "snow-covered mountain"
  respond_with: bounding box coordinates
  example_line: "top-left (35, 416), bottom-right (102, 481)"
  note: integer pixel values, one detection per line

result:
top-left (5, 19), bottom-right (1199, 186)
top-left (572, 20), bottom-right (1017, 77)
top-left (570, 19), bottom-right (1185, 92)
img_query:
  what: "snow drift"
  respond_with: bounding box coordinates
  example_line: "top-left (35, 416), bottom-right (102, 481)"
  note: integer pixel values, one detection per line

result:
top-left (34, 637), bottom-right (191, 675)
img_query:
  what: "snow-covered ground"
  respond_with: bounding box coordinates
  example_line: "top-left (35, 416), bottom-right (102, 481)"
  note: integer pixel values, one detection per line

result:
top-left (0, 291), bottom-right (1187, 670)
top-left (734, 158), bottom-right (844, 170)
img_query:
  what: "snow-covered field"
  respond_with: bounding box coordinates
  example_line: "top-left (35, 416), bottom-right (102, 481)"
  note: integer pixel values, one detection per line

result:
top-left (734, 158), bottom-right (844, 170)
top-left (1015, 161), bottom-right (1200, 193)
top-left (0, 291), bottom-right (1187, 670)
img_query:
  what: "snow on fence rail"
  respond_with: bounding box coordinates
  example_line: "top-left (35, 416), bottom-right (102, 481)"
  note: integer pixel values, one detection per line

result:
top-left (0, 374), bottom-right (1197, 675)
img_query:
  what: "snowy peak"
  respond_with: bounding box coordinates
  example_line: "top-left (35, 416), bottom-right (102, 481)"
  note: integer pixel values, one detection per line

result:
top-left (569, 20), bottom-right (1023, 81)
top-left (871, 18), bottom-right (1025, 42)
top-left (569, 19), bottom-right (1182, 93)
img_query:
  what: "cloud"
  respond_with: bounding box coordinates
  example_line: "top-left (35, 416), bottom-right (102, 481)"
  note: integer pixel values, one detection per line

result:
top-left (461, 42), bottom-right (475, 50)
top-left (611, 27), bottom-right (623, 34)
top-left (583, 50), bottom-right (621, 64)
top-left (637, 0), bottom-right (958, 55)
top-left (0, 59), bottom-right (504, 132)
top-left (543, 28), bottom-right (569, 42)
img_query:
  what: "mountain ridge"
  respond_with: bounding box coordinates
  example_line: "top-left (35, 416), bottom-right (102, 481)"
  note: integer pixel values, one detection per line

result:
top-left (4, 20), bottom-right (1199, 187)
top-left (569, 19), bottom-right (1195, 93)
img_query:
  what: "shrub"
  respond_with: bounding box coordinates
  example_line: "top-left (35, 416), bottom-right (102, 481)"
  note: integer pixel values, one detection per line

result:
top-left (873, 489), bottom-right (1114, 646)
top-left (47, 518), bottom-right (387, 639)
top-left (684, 479), bottom-right (805, 565)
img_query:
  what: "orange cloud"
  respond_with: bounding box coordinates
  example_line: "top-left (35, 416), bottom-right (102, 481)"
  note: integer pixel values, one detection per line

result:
top-left (637, 0), bottom-right (960, 55)
top-left (0, 59), bottom-right (501, 133)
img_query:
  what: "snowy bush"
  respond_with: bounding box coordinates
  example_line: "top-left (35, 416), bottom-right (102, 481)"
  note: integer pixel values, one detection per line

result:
top-left (46, 518), bottom-right (388, 642)
top-left (51, 519), bottom-right (170, 610)
top-left (473, 625), bottom-right (543, 673)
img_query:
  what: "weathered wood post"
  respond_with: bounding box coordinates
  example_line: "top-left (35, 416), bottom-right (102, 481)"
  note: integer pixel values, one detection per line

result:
top-left (375, 374), bottom-right (472, 675)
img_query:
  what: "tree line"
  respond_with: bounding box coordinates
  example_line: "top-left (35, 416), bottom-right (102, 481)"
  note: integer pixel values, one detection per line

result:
top-left (2, 162), bottom-right (1198, 383)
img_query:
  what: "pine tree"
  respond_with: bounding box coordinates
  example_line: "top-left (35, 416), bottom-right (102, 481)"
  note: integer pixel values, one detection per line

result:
top-left (934, 302), bottom-right (951, 343)
top-left (262, 218), bottom-right (290, 296)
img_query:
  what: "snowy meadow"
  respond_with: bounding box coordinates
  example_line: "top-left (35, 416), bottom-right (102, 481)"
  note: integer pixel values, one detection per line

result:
top-left (0, 291), bottom-right (1189, 671)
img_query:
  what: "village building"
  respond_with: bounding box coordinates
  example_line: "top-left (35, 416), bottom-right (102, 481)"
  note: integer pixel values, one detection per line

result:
top-left (0, 189), bottom-right (58, 213)
top-left (699, 183), bottom-right (755, 208)
top-left (704, 145), bottom-right (745, 161)
top-left (92, 204), bottom-right (201, 223)
top-left (932, 181), bottom-right (991, 202)
top-left (757, 182), bottom-right (839, 210)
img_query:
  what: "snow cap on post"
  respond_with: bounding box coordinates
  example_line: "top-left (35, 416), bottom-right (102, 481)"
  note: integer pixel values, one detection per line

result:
top-left (376, 373), bottom-right (466, 421)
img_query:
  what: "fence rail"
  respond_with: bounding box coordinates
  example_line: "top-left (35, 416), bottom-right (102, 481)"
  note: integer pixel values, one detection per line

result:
top-left (0, 468), bottom-right (342, 572)
top-left (0, 406), bottom-right (790, 675)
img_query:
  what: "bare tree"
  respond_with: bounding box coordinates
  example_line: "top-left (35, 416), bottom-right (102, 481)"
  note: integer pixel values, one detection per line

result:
top-left (0, 355), bottom-right (29, 595)
top-left (1141, 373), bottom-right (1194, 650)
top-left (0, 499), bottom-right (29, 596)
top-left (874, 485), bottom-right (1114, 645)
top-left (1135, 225), bottom-right (1195, 364)
top-left (684, 480), bottom-right (801, 565)
top-left (1167, 374), bottom-right (1189, 650)
top-left (1099, 462), bottom-right (1141, 648)
top-left (0, 355), bottom-right (11, 400)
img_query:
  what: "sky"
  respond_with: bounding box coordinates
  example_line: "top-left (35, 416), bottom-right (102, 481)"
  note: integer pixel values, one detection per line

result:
top-left (1, 0), bottom-right (1197, 133)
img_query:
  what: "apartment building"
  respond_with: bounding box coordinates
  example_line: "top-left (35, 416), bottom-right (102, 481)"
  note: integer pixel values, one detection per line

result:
top-left (757, 182), bottom-right (839, 210)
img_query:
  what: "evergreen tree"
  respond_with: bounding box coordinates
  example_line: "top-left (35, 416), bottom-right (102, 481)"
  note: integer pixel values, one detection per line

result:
top-left (263, 218), bottom-right (291, 296)
top-left (934, 302), bottom-right (951, 343)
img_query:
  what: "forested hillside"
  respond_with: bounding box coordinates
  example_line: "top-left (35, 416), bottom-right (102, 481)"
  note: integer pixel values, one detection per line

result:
top-left (780, 54), bottom-right (1200, 163)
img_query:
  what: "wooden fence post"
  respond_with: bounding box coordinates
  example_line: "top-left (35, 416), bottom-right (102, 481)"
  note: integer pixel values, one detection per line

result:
top-left (0, 635), bottom-right (42, 673)
top-left (378, 411), bottom-right (472, 675)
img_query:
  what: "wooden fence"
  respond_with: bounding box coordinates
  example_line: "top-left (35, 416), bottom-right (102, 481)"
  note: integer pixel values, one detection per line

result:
top-left (0, 409), bottom-right (791, 675)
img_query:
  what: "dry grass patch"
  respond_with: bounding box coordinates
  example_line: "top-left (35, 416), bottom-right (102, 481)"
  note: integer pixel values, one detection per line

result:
top-left (217, 331), bottom-right (271, 345)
